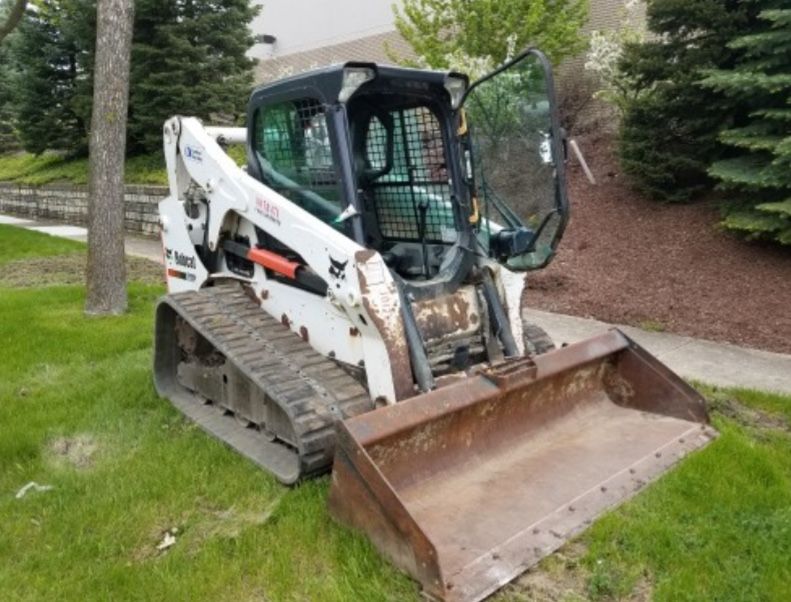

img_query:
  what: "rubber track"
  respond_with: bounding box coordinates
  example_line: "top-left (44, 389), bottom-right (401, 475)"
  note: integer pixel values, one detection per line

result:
top-left (160, 285), bottom-right (373, 482)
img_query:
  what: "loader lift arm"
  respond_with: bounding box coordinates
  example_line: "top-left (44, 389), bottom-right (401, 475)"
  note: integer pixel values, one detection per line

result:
top-left (162, 115), bottom-right (407, 403)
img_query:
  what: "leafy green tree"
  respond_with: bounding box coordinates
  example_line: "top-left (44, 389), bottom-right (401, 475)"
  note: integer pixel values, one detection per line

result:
top-left (616, 0), bottom-right (760, 202)
top-left (393, 0), bottom-right (588, 69)
top-left (700, 7), bottom-right (791, 244)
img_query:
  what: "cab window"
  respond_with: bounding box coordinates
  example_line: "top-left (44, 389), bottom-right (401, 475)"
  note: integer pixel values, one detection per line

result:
top-left (254, 98), bottom-right (347, 229)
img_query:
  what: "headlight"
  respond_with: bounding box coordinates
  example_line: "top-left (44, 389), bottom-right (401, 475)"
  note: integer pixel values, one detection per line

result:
top-left (444, 75), bottom-right (467, 109)
top-left (339, 67), bottom-right (376, 103)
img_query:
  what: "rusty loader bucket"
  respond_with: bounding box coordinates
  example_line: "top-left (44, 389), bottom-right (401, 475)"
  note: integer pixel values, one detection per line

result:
top-left (328, 329), bottom-right (717, 601)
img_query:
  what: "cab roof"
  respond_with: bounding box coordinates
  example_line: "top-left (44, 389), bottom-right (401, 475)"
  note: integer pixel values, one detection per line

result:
top-left (249, 62), bottom-right (468, 107)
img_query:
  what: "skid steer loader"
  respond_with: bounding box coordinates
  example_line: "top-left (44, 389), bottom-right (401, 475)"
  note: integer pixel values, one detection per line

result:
top-left (154, 49), bottom-right (716, 601)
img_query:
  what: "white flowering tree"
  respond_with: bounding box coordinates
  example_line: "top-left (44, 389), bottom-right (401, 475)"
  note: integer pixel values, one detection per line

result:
top-left (584, 0), bottom-right (646, 114)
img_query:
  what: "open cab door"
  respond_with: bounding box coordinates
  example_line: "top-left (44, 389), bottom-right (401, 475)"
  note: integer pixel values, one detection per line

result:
top-left (461, 49), bottom-right (569, 270)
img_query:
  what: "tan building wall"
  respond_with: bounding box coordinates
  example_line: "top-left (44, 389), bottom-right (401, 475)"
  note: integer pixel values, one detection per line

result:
top-left (587, 0), bottom-right (644, 34)
top-left (253, 0), bottom-right (644, 84)
top-left (255, 30), bottom-right (415, 83)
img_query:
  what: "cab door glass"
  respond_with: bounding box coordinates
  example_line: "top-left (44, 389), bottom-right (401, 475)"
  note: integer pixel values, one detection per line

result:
top-left (461, 50), bottom-right (567, 270)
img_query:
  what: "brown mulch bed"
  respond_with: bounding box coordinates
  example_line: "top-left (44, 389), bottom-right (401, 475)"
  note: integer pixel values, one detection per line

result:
top-left (526, 134), bottom-right (791, 354)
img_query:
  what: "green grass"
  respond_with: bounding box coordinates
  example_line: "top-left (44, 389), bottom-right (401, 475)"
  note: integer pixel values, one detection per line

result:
top-left (1, 227), bottom-right (790, 601)
top-left (0, 152), bottom-right (165, 186)
top-left (0, 152), bottom-right (89, 185)
top-left (0, 228), bottom-right (414, 601)
top-left (567, 384), bottom-right (791, 602)
top-left (0, 146), bottom-right (246, 187)
top-left (637, 319), bottom-right (666, 333)
top-left (0, 223), bottom-right (84, 264)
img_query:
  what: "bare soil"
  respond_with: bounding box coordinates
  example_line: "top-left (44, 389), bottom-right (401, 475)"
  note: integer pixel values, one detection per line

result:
top-left (0, 253), bottom-right (164, 288)
top-left (708, 396), bottom-right (790, 434)
top-left (526, 135), bottom-right (791, 354)
top-left (497, 542), bottom-right (591, 601)
top-left (48, 434), bottom-right (98, 469)
top-left (131, 495), bottom-right (284, 563)
top-left (495, 541), bottom-right (652, 602)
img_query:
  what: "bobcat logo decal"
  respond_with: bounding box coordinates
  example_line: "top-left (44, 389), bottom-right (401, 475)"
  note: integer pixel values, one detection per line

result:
top-left (328, 256), bottom-right (348, 280)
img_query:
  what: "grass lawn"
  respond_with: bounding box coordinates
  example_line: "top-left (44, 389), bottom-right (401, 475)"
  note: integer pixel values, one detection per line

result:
top-left (0, 222), bottom-right (85, 261)
top-left (0, 153), bottom-right (168, 186)
top-left (1, 225), bottom-right (790, 601)
top-left (0, 146), bottom-right (246, 187)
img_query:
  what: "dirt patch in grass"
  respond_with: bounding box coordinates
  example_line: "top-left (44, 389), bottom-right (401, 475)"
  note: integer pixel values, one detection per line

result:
top-left (48, 434), bottom-right (99, 469)
top-left (500, 542), bottom-right (590, 601)
top-left (525, 134), bottom-right (791, 354)
top-left (190, 499), bottom-right (284, 544)
top-left (710, 397), bottom-right (790, 434)
top-left (0, 253), bottom-right (163, 287)
top-left (497, 542), bottom-right (652, 602)
top-left (132, 495), bottom-right (284, 562)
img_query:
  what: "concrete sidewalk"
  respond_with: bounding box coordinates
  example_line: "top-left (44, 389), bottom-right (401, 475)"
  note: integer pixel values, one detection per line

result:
top-left (0, 214), bottom-right (163, 263)
top-left (524, 309), bottom-right (791, 396)
top-left (3, 212), bottom-right (790, 396)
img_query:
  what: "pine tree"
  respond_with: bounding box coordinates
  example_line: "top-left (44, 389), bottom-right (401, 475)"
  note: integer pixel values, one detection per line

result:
top-left (6, 0), bottom-right (257, 157)
top-left (0, 41), bottom-right (20, 152)
top-left (700, 7), bottom-right (791, 244)
top-left (0, 0), bottom-right (27, 44)
top-left (8, 0), bottom-right (91, 155)
top-left (0, 1), bottom-right (22, 152)
top-left (617, 0), bottom-right (760, 202)
top-left (127, 0), bottom-right (258, 154)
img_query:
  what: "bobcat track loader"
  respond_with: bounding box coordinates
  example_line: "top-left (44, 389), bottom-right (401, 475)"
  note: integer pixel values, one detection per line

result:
top-left (154, 50), bottom-right (716, 601)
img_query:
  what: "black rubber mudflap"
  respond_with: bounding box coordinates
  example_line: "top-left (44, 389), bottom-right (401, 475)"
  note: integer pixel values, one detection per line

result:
top-left (153, 285), bottom-right (373, 484)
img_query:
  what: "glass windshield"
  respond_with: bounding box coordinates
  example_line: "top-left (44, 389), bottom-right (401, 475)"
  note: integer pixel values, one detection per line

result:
top-left (253, 98), bottom-right (348, 231)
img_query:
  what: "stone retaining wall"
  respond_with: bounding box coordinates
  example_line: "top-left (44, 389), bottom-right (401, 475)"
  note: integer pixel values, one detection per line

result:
top-left (0, 182), bottom-right (167, 237)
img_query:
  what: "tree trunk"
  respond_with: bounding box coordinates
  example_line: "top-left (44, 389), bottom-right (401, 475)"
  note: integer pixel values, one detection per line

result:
top-left (85, 0), bottom-right (135, 315)
top-left (0, 0), bottom-right (27, 45)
